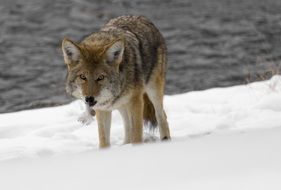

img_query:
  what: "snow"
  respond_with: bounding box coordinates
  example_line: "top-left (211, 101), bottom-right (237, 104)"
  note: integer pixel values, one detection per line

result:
top-left (1, 76), bottom-right (281, 189)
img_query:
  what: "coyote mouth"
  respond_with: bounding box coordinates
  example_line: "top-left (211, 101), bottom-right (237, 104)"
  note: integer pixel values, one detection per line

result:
top-left (84, 103), bottom-right (96, 117)
top-left (88, 101), bottom-right (97, 107)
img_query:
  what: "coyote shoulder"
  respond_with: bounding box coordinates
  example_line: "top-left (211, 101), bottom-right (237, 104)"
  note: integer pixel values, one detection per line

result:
top-left (62, 15), bottom-right (170, 148)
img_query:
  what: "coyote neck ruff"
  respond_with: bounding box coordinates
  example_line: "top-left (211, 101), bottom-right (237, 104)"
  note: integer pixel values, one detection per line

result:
top-left (62, 16), bottom-right (171, 147)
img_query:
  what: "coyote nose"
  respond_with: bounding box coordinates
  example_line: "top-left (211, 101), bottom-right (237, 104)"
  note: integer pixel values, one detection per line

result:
top-left (85, 96), bottom-right (96, 106)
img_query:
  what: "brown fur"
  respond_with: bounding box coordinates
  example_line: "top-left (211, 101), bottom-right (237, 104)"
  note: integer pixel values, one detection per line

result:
top-left (62, 16), bottom-right (171, 148)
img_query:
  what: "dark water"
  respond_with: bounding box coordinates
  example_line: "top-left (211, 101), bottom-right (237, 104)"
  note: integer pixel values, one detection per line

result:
top-left (1, 0), bottom-right (281, 113)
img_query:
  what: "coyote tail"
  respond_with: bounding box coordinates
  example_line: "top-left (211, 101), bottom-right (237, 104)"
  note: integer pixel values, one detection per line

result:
top-left (143, 93), bottom-right (158, 130)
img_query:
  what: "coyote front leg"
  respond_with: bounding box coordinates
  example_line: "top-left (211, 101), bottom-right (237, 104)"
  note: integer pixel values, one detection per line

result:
top-left (96, 110), bottom-right (112, 148)
top-left (127, 93), bottom-right (144, 144)
top-left (119, 107), bottom-right (131, 144)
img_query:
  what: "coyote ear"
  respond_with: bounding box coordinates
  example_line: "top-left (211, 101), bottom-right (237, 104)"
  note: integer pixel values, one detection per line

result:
top-left (62, 38), bottom-right (81, 64)
top-left (106, 40), bottom-right (124, 65)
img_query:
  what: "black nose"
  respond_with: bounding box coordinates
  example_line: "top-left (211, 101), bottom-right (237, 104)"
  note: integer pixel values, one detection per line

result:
top-left (85, 96), bottom-right (96, 106)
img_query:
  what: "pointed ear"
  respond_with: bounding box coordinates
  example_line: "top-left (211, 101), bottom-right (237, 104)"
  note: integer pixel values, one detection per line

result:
top-left (62, 38), bottom-right (81, 64)
top-left (106, 40), bottom-right (124, 65)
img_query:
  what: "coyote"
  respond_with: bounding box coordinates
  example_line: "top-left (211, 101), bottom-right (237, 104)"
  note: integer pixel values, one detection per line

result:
top-left (62, 15), bottom-right (170, 148)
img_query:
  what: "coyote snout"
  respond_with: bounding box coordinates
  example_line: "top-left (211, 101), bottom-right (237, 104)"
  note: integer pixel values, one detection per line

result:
top-left (85, 96), bottom-right (97, 107)
top-left (62, 15), bottom-right (171, 148)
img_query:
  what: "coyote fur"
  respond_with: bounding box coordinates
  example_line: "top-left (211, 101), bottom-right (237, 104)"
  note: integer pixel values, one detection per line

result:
top-left (62, 15), bottom-right (171, 148)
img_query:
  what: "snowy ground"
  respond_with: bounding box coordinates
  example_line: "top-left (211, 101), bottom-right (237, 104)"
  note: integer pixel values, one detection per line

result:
top-left (1, 76), bottom-right (281, 189)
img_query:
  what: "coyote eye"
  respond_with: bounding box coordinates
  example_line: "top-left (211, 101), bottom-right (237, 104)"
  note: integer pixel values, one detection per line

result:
top-left (79, 74), bottom-right (87, 80)
top-left (97, 75), bottom-right (104, 81)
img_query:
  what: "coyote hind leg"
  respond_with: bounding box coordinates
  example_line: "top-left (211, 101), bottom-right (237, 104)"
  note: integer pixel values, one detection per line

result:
top-left (146, 46), bottom-right (170, 140)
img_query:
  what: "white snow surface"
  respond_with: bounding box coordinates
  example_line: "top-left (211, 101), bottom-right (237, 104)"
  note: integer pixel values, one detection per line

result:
top-left (1, 76), bottom-right (281, 189)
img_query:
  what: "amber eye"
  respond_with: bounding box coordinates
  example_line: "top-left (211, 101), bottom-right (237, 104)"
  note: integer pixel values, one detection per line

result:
top-left (97, 75), bottom-right (104, 81)
top-left (79, 74), bottom-right (87, 80)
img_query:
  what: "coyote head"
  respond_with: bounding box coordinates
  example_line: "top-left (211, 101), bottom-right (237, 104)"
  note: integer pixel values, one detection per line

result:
top-left (61, 33), bottom-right (125, 109)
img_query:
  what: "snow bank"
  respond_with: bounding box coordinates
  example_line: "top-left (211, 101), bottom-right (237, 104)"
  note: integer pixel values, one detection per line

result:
top-left (1, 128), bottom-right (281, 190)
top-left (1, 76), bottom-right (281, 161)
